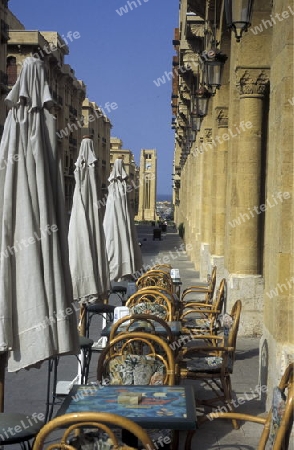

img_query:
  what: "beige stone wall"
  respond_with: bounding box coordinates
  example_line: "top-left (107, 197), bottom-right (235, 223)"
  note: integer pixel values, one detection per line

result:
top-left (173, 0), bottom-right (294, 397)
top-left (261, 0), bottom-right (294, 399)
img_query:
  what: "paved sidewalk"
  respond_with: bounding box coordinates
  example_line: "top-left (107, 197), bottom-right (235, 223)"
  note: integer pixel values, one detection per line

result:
top-left (136, 224), bottom-right (263, 449)
top-left (3, 224), bottom-right (264, 449)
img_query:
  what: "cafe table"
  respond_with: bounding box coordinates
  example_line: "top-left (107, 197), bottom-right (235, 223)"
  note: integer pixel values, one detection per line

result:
top-left (56, 384), bottom-right (197, 448)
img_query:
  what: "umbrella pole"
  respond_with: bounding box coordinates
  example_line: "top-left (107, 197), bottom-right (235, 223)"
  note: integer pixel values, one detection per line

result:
top-left (0, 352), bottom-right (7, 412)
top-left (79, 304), bottom-right (87, 337)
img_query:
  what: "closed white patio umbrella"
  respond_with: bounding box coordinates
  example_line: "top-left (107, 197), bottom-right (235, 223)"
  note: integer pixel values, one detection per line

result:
top-left (0, 57), bottom-right (80, 386)
top-left (103, 158), bottom-right (142, 282)
top-left (68, 137), bottom-right (110, 304)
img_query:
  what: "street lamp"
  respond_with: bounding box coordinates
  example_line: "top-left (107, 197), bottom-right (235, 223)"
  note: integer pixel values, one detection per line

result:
top-left (224, 0), bottom-right (254, 42)
top-left (201, 49), bottom-right (227, 94)
top-left (193, 86), bottom-right (210, 117)
top-left (191, 113), bottom-right (202, 132)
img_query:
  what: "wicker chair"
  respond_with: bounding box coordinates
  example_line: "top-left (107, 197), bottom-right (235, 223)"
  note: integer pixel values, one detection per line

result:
top-left (126, 289), bottom-right (175, 321)
top-left (32, 412), bottom-right (155, 450)
top-left (97, 331), bottom-right (176, 386)
top-left (185, 363), bottom-right (294, 450)
top-left (180, 278), bottom-right (226, 340)
top-left (136, 270), bottom-right (174, 294)
top-left (176, 300), bottom-right (242, 429)
top-left (181, 265), bottom-right (217, 304)
top-left (97, 331), bottom-right (177, 449)
top-left (150, 264), bottom-right (172, 273)
top-left (109, 313), bottom-right (174, 344)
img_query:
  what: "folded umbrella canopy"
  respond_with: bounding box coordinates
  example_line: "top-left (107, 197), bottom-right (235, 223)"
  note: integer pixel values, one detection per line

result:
top-left (0, 57), bottom-right (80, 376)
top-left (103, 158), bottom-right (143, 281)
top-left (68, 137), bottom-right (110, 303)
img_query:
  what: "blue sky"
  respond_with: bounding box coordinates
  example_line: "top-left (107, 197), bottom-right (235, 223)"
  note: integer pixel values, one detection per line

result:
top-left (9, 0), bottom-right (178, 197)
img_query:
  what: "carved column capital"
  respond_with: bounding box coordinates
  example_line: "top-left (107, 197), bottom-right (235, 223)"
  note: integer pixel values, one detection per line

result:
top-left (236, 69), bottom-right (270, 98)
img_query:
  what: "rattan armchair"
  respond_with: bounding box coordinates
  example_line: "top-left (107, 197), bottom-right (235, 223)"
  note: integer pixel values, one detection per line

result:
top-left (185, 363), bottom-right (294, 450)
top-left (150, 264), bottom-right (172, 272)
top-left (176, 300), bottom-right (242, 429)
top-left (136, 270), bottom-right (174, 294)
top-left (32, 412), bottom-right (156, 450)
top-left (181, 265), bottom-right (217, 304)
top-left (97, 331), bottom-right (176, 386)
top-left (109, 313), bottom-right (174, 344)
top-left (180, 278), bottom-right (226, 340)
top-left (126, 289), bottom-right (175, 321)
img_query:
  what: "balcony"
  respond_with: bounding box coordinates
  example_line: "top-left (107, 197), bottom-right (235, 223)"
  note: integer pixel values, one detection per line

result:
top-left (1, 20), bottom-right (9, 43)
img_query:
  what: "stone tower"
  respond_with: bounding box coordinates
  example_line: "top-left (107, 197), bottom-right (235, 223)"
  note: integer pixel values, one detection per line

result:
top-left (136, 149), bottom-right (157, 221)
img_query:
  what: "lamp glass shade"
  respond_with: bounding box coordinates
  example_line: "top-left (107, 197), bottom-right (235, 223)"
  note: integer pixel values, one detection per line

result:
top-left (225, 0), bottom-right (254, 41)
top-left (191, 114), bottom-right (201, 132)
top-left (204, 60), bottom-right (224, 89)
top-left (193, 90), bottom-right (210, 116)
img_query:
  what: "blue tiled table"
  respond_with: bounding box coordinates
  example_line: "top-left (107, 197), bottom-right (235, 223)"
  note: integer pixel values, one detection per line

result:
top-left (57, 384), bottom-right (197, 431)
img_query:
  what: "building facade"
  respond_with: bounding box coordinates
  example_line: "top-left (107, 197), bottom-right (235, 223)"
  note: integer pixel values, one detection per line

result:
top-left (172, 0), bottom-right (293, 396)
top-left (110, 137), bottom-right (140, 214)
top-left (135, 149), bottom-right (157, 222)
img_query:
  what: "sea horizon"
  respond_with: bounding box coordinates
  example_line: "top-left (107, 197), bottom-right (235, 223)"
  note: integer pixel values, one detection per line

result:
top-left (157, 194), bottom-right (172, 202)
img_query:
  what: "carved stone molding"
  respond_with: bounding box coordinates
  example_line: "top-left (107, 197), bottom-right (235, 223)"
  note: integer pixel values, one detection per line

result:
top-left (182, 50), bottom-right (200, 75)
top-left (215, 107), bottom-right (228, 128)
top-left (204, 128), bottom-right (212, 142)
top-left (236, 69), bottom-right (270, 97)
top-left (179, 81), bottom-right (191, 102)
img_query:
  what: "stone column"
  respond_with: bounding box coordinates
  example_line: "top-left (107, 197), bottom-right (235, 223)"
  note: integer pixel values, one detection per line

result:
top-left (200, 128), bottom-right (213, 278)
top-left (224, 69), bottom-right (269, 335)
top-left (212, 108), bottom-right (228, 256)
top-left (225, 69), bottom-right (269, 274)
top-left (209, 108), bottom-right (229, 281)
